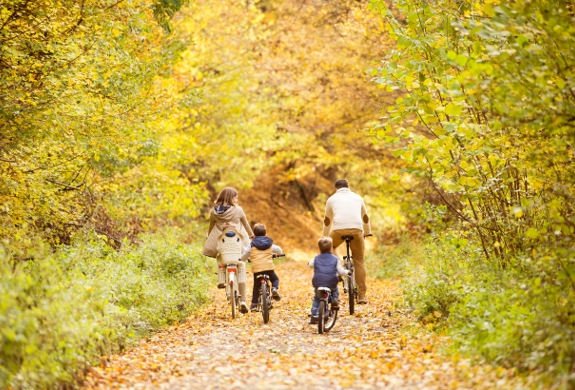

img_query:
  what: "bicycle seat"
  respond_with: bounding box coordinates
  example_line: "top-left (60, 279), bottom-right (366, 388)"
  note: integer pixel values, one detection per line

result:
top-left (318, 286), bottom-right (332, 293)
top-left (254, 274), bottom-right (270, 280)
top-left (341, 235), bottom-right (354, 241)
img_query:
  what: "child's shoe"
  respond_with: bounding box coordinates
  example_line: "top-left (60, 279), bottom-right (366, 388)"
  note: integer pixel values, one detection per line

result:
top-left (309, 315), bottom-right (318, 325)
top-left (272, 288), bottom-right (281, 301)
top-left (331, 298), bottom-right (339, 310)
top-left (240, 301), bottom-right (248, 314)
top-left (250, 303), bottom-right (258, 312)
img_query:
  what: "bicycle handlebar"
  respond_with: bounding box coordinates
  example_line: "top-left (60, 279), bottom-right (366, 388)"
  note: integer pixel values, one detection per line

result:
top-left (248, 253), bottom-right (285, 262)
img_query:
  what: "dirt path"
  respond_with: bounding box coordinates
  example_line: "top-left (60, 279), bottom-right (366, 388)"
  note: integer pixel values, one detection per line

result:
top-left (83, 260), bottom-right (524, 390)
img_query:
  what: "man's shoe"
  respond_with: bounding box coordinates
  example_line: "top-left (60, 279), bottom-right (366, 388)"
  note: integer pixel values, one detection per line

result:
top-left (309, 316), bottom-right (318, 325)
top-left (331, 298), bottom-right (339, 310)
top-left (239, 301), bottom-right (248, 314)
top-left (358, 297), bottom-right (367, 304)
top-left (217, 283), bottom-right (225, 289)
top-left (250, 303), bottom-right (258, 312)
top-left (272, 288), bottom-right (281, 301)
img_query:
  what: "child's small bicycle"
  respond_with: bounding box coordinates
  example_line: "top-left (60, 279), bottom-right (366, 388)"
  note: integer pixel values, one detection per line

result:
top-left (316, 286), bottom-right (338, 334)
top-left (253, 253), bottom-right (284, 324)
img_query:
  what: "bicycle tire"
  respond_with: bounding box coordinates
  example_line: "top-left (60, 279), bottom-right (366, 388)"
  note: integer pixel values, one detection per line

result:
top-left (324, 304), bottom-right (338, 332)
top-left (347, 270), bottom-right (355, 315)
top-left (231, 285), bottom-right (237, 319)
top-left (235, 288), bottom-right (241, 317)
top-left (344, 239), bottom-right (356, 315)
top-left (261, 281), bottom-right (270, 324)
top-left (318, 300), bottom-right (326, 334)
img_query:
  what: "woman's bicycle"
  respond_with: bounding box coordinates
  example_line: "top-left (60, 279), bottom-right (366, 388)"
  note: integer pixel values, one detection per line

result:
top-left (224, 259), bottom-right (241, 319)
top-left (342, 234), bottom-right (372, 315)
top-left (253, 253), bottom-right (285, 324)
top-left (316, 286), bottom-right (338, 334)
top-left (217, 227), bottom-right (248, 319)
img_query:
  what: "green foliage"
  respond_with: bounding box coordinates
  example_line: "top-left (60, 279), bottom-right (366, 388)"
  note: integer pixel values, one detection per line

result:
top-left (398, 233), bottom-right (482, 322)
top-left (368, 0), bottom-right (575, 261)
top-left (0, 230), bottom-right (211, 389)
top-left (448, 266), bottom-right (575, 379)
top-left (368, 0), bottom-right (575, 382)
top-left (153, 0), bottom-right (189, 31)
top-left (392, 232), bottom-right (575, 387)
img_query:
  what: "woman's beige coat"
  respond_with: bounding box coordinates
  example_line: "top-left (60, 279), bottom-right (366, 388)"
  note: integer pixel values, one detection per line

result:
top-left (202, 205), bottom-right (254, 258)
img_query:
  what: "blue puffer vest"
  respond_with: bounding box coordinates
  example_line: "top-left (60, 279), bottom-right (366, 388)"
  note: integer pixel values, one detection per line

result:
top-left (312, 253), bottom-right (339, 288)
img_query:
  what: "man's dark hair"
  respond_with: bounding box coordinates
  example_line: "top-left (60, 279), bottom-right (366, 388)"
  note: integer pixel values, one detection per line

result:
top-left (334, 179), bottom-right (349, 189)
top-left (253, 223), bottom-right (267, 236)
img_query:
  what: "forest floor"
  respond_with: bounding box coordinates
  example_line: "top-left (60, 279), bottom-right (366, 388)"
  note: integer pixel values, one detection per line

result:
top-left (82, 259), bottom-right (527, 390)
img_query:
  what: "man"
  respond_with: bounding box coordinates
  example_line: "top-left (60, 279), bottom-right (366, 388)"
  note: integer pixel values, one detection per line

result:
top-left (322, 179), bottom-right (371, 304)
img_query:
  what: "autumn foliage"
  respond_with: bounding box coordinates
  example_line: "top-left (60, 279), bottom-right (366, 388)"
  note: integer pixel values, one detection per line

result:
top-left (1, 0), bottom-right (574, 388)
top-left (370, 0), bottom-right (575, 384)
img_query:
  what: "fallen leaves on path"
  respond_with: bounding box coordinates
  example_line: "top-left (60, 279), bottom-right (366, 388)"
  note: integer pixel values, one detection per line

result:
top-left (83, 261), bottom-right (526, 389)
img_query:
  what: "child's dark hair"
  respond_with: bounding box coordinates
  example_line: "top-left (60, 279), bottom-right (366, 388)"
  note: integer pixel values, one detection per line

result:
top-left (318, 237), bottom-right (333, 253)
top-left (253, 223), bottom-right (267, 237)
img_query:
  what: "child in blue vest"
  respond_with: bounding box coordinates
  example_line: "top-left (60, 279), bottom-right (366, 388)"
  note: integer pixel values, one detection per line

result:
top-left (308, 236), bottom-right (350, 324)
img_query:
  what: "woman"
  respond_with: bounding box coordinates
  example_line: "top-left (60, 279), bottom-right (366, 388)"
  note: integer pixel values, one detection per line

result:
top-left (203, 187), bottom-right (254, 314)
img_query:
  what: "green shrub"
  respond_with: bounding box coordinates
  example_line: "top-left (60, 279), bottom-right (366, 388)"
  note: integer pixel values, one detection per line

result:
top-left (0, 230), bottom-right (212, 389)
top-left (448, 259), bottom-right (575, 386)
top-left (389, 233), bottom-right (575, 388)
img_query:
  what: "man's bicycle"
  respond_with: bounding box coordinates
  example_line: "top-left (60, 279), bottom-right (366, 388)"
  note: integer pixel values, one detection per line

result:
top-left (253, 254), bottom-right (284, 324)
top-left (342, 234), bottom-right (371, 315)
top-left (316, 286), bottom-right (338, 334)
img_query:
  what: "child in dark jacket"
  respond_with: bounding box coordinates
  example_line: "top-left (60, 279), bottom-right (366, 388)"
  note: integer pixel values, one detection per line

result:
top-left (308, 236), bottom-right (349, 324)
top-left (241, 223), bottom-right (283, 312)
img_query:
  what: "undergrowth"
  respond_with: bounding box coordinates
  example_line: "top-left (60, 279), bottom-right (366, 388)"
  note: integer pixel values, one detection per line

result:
top-left (0, 229), bottom-right (212, 389)
top-left (372, 233), bottom-right (575, 390)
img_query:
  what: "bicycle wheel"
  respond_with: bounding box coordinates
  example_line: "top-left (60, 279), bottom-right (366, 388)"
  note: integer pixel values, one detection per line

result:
top-left (345, 240), bottom-right (357, 315)
top-left (230, 285), bottom-right (237, 319)
top-left (261, 281), bottom-right (270, 324)
top-left (234, 287), bottom-right (241, 318)
top-left (347, 270), bottom-right (355, 315)
top-left (324, 304), bottom-right (338, 332)
top-left (318, 300), bottom-right (326, 334)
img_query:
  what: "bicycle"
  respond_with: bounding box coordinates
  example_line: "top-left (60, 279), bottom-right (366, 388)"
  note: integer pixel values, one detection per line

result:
top-left (224, 259), bottom-right (241, 319)
top-left (217, 227), bottom-right (247, 319)
top-left (253, 253), bottom-right (285, 324)
top-left (316, 286), bottom-right (338, 334)
top-left (342, 234), bottom-right (372, 315)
